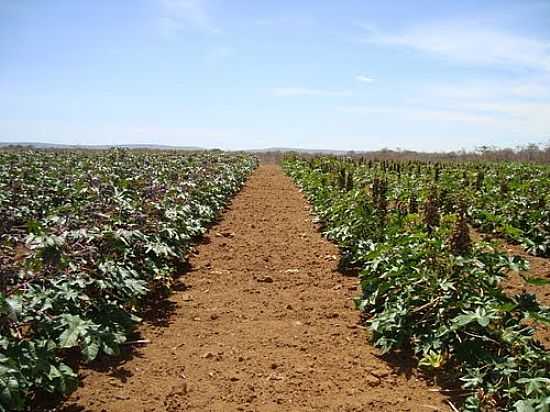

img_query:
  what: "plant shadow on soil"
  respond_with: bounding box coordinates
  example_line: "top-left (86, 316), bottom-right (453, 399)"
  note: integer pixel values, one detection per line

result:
top-left (307, 205), bottom-right (465, 407)
top-left (33, 273), bottom-right (191, 412)
top-left (306, 193), bottom-right (467, 406)
top-left (32, 201), bottom-right (237, 411)
top-left (336, 251), bottom-right (467, 409)
top-left (378, 349), bottom-right (466, 409)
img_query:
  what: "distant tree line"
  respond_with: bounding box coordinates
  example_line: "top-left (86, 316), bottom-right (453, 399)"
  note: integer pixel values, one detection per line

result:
top-left (2, 141), bottom-right (549, 163)
top-left (255, 142), bottom-right (550, 163)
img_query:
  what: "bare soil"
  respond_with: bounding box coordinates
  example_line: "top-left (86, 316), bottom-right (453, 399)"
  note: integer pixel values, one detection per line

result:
top-left (49, 165), bottom-right (452, 412)
top-left (496, 238), bottom-right (550, 347)
top-left (500, 243), bottom-right (550, 306)
top-left (470, 229), bottom-right (550, 346)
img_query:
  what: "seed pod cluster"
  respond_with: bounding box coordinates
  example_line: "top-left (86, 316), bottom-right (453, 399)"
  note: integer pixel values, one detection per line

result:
top-left (423, 189), bottom-right (440, 233)
top-left (449, 203), bottom-right (471, 255)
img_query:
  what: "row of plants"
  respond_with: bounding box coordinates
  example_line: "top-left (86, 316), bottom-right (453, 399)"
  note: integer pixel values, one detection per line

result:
top-left (283, 156), bottom-right (549, 412)
top-left (305, 157), bottom-right (550, 256)
top-left (0, 149), bottom-right (257, 411)
top-left (464, 163), bottom-right (549, 257)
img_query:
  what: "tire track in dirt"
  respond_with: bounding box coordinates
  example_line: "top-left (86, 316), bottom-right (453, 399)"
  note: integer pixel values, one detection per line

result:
top-left (53, 165), bottom-right (451, 412)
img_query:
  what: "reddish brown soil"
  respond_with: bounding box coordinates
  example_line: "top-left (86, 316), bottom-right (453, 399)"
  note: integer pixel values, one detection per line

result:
top-left (50, 166), bottom-right (451, 412)
top-left (495, 238), bottom-right (549, 347)
top-left (471, 230), bottom-right (550, 346)
top-left (500, 243), bottom-right (550, 306)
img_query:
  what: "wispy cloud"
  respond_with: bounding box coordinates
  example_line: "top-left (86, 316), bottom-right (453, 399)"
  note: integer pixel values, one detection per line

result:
top-left (356, 74), bottom-right (375, 83)
top-left (339, 100), bottom-right (550, 137)
top-left (508, 80), bottom-right (550, 98)
top-left (428, 78), bottom-right (550, 101)
top-left (339, 105), bottom-right (498, 125)
top-left (159, 0), bottom-right (220, 34)
top-left (363, 22), bottom-right (550, 72)
top-left (460, 101), bottom-right (550, 119)
top-left (271, 87), bottom-right (352, 97)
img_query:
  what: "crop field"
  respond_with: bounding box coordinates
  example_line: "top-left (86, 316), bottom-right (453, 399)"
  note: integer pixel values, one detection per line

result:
top-left (0, 150), bottom-right (257, 411)
top-left (283, 156), bottom-right (550, 411)
top-left (0, 151), bottom-right (548, 412)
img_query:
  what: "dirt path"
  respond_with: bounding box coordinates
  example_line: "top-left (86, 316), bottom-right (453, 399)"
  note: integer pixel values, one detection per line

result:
top-left (54, 165), bottom-right (450, 412)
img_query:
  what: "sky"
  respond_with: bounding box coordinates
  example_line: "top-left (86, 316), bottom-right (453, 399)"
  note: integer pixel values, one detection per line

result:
top-left (1, 0), bottom-right (550, 151)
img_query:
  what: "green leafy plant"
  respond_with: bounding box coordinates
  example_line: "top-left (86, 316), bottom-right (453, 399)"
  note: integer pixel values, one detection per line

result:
top-left (0, 149), bottom-right (257, 410)
top-left (284, 155), bottom-right (550, 412)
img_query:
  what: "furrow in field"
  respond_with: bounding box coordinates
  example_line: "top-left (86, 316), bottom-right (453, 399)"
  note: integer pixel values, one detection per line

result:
top-left (50, 165), bottom-right (451, 412)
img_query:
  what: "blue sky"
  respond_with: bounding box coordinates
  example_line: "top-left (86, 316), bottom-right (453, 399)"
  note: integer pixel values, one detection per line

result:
top-left (1, 0), bottom-right (550, 151)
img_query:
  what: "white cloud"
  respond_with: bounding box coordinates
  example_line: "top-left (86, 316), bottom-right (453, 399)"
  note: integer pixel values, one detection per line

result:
top-left (428, 78), bottom-right (550, 101)
top-left (159, 0), bottom-right (220, 34)
top-left (356, 75), bottom-right (375, 83)
top-left (339, 105), bottom-right (499, 125)
top-left (364, 22), bottom-right (550, 72)
top-left (271, 88), bottom-right (352, 97)
top-left (339, 100), bottom-right (550, 138)
top-left (353, 17), bottom-right (550, 142)
top-left (508, 80), bottom-right (550, 98)
top-left (460, 100), bottom-right (550, 119)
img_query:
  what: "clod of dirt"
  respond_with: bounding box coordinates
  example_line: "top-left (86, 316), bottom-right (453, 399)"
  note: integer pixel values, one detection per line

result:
top-left (267, 372), bottom-right (284, 381)
top-left (370, 368), bottom-right (390, 379)
top-left (217, 231), bottom-right (235, 238)
top-left (365, 375), bottom-right (381, 386)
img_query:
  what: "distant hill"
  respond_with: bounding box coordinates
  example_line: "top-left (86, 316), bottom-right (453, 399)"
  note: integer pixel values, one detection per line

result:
top-left (1, 141), bottom-right (548, 162)
top-left (0, 142), bottom-right (351, 154)
top-left (249, 147), bottom-right (350, 154)
top-left (0, 142), bottom-right (203, 150)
